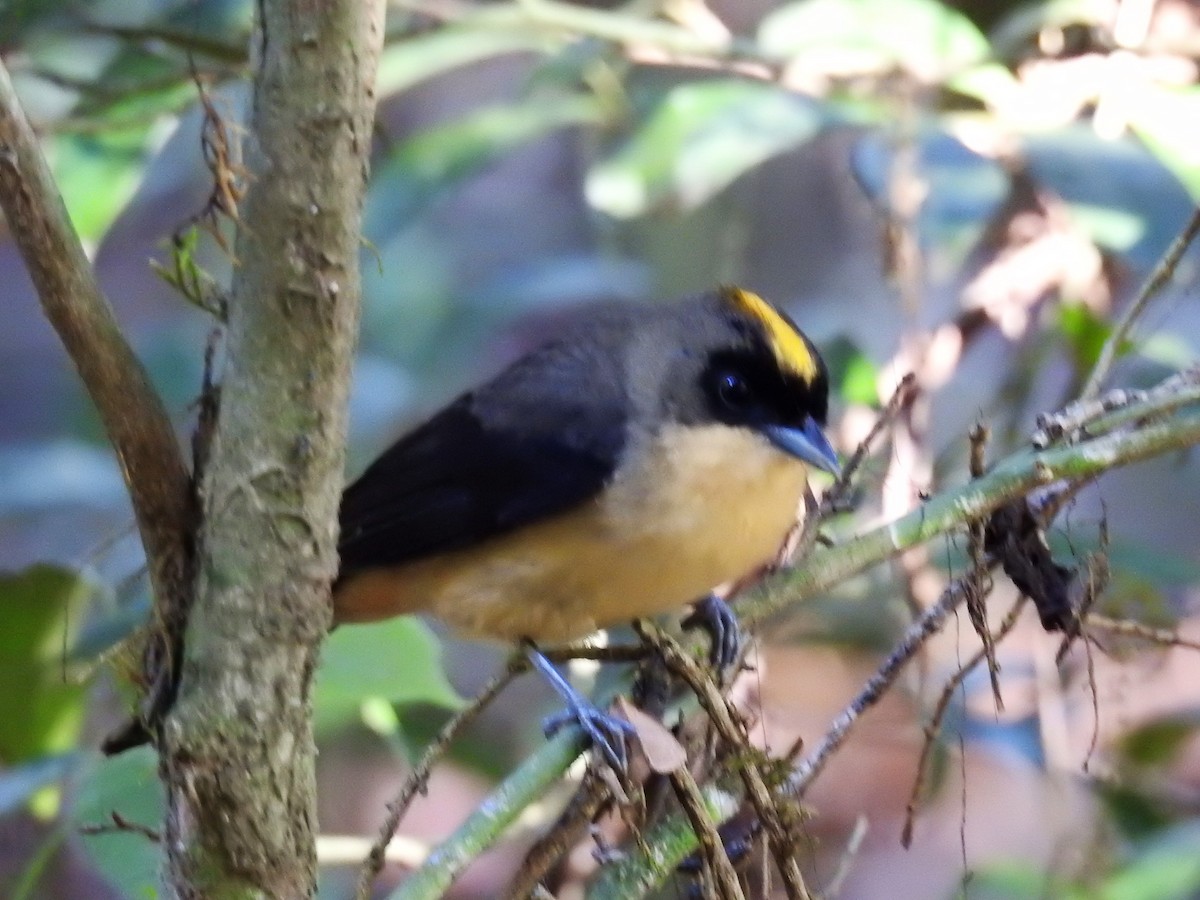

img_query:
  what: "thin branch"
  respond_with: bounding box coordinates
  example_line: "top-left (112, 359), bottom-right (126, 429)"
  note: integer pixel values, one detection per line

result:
top-left (635, 621), bottom-right (813, 900)
top-left (501, 773), bottom-right (612, 899)
top-left (361, 642), bottom-right (646, 897)
top-left (1081, 206), bottom-right (1200, 400)
top-left (741, 394), bottom-right (1200, 631)
top-left (78, 811), bottom-right (162, 843)
top-left (386, 730), bottom-right (587, 900)
top-left (357, 657), bottom-right (523, 899)
top-left (1080, 615), bottom-right (1200, 653)
top-left (0, 57), bottom-right (194, 711)
top-left (901, 595), bottom-right (1029, 847)
top-left (586, 781), bottom-right (741, 900)
top-left (788, 569), bottom-right (982, 796)
top-left (669, 765), bottom-right (747, 900)
top-left (966, 423), bottom-right (1001, 709)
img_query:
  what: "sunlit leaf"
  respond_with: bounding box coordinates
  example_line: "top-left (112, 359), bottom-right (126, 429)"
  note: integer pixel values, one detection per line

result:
top-left (1066, 203), bottom-right (1146, 253)
top-left (759, 0), bottom-right (988, 80)
top-left (1139, 333), bottom-right (1197, 371)
top-left (1127, 86), bottom-right (1200, 203)
top-left (1058, 301), bottom-right (1114, 374)
top-left (49, 129), bottom-right (149, 241)
top-left (822, 336), bottom-right (881, 407)
top-left (0, 566), bottom-right (92, 763)
top-left (963, 862), bottom-right (1081, 900)
top-left (586, 80), bottom-right (822, 218)
top-left (315, 617), bottom-right (462, 735)
top-left (947, 62), bottom-right (1020, 109)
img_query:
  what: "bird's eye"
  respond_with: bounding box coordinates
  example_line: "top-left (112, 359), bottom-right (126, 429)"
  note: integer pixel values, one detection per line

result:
top-left (717, 371), bottom-right (751, 410)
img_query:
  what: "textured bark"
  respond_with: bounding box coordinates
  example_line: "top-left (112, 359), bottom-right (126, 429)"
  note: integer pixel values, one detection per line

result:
top-left (160, 1), bottom-right (385, 896)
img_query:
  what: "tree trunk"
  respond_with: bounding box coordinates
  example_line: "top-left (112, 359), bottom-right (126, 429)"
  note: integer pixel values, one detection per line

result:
top-left (160, 1), bottom-right (384, 895)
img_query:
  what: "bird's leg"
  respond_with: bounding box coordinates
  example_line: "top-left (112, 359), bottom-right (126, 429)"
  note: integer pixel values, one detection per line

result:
top-left (525, 641), bottom-right (635, 774)
top-left (682, 592), bottom-right (743, 672)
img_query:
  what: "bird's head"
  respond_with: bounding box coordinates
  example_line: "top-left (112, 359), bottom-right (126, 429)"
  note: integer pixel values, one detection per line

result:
top-left (639, 286), bottom-right (840, 477)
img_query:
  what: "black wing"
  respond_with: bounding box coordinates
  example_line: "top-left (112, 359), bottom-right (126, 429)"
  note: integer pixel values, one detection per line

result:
top-left (338, 338), bottom-right (629, 573)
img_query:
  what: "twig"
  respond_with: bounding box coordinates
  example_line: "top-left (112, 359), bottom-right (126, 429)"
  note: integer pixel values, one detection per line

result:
top-left (785, 371), bottom-right (917, 566)
top-left (966, 423), bottom-right (1002, 709)
top-left (742, 395), bottom-right (1200, 630)
top-left (1081, 615), bottom-right (1200, 653)
top-left (635, 621), bottom-right (813, 900)
top-left (79, 811), bottom-right (162, 843)
top-left (821, 372), bottom-right (917, 517)
top-left (386, 730), bottom-right (587, 900)
top-left (789, 570), bottom-right (982, 796)
top-left (1055, 519), bottom-right (1112, 664)
top-left (669, 765), bottom-right (747, 900)
top-left (901, 595), bottom-right (1028, 847)
top-left (501, 773), bottom-right (611, 899)
top-left (826, 816), bottom-right (868, 899)
top-left (361, 642), bottom-right (644, 898)
top-left (356, 656), bottom-right (523, 899)
top-left (585, 781), bottom-right (741, 900)
top-left (1081, 206), bottom-right (1200, 400)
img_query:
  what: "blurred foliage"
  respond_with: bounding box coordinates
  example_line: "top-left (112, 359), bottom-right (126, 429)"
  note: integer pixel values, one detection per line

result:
top-left (2, 0), bottom-right (1200, 897)
top-left (0, 566), bottom-right (90, 765)
top-left (315, 618), bottom-right (462, 738)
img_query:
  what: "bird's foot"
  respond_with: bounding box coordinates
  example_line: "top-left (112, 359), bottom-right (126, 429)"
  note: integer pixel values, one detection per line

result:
top-left (682, 593), bottom-right (743, 673)
top-left (525, 643), bottom-right (635, 774)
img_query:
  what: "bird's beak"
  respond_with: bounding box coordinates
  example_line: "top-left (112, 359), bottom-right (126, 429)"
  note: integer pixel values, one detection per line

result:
top-left (763, 417), bottom-right (841, 477)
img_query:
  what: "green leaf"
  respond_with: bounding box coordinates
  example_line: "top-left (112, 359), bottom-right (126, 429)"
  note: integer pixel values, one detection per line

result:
top-left (822, 337), bottom-right (880, 407)
top-left (1098, 781), bottom-right (1176, 840)
top-left (315, 618), bottom-right (462, 735)
top-left (1058, 301), bottom-right (1115, 375)
top-left (0, 566), bottom-right (92, 763)
top-left (1120, 715), bottom-right (1200, 767)
top-left (1127, 86), bottom-right (1200, 202)
top-left (1100, 829), bottom-right (1200, 900)
top-left (75, 748), bottom-right (163, 898)
top-left (48, 129), bottom-right (148, 241)
top-left (586, 80), bottom-right (822, 219)
top-left (963, 862), bottom-right (1080, 900)
top-left (365, 95), bottom-right (603, 238)
top-left (759, 0), bottom-right (988, 80)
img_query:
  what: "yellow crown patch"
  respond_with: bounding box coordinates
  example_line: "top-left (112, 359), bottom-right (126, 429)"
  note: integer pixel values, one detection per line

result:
top-left (721, 287), bottom-right (818, 383)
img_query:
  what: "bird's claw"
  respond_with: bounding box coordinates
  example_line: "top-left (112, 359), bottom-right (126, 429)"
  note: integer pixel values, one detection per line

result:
top-left (683, 593), bottom-right (743, 673)
top-left (543, 704), bottom-right (636, 774)
top-left (524, 642), bottom-right (636, 775)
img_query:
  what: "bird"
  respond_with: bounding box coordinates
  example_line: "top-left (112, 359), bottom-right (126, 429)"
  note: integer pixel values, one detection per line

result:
top-left (333, 286), bottom-right (839, 767)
